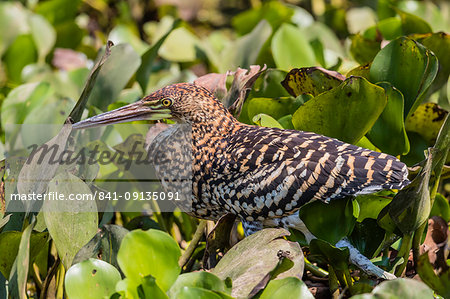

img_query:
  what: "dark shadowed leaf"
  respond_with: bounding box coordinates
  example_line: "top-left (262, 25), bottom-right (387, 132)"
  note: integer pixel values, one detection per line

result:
top-left (350, 34), bottom-right (380, 65)
top-left (308, 239), bottom-right (350, 272)
top-left (417, 253), bottom-right (450, 298)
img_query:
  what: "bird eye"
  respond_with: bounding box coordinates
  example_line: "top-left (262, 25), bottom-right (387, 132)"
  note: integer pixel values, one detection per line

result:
top-left (161, 98), bottom-right (173, 107)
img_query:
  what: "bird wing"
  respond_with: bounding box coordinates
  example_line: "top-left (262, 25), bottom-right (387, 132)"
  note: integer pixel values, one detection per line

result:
top-left (208, 125), bottom-right (409, 220)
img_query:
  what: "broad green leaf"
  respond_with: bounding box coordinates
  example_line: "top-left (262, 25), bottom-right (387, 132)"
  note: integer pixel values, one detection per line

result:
top-left (416, 32), bottom-right (450, 95)
top-left (281, 67), bottom-right (344, 97)
top-left (88, 43), bottom-right (141, 111)
top-left (137, 19), bottom-right (181, 93)
top-left (168, 272), bottom-right (230, 298)
top-left (271, 23), bottom-right (315, 71)
top-left (212, 228), bottom-right (304, 298)
top-left (346, 64), bottom-right (370, 79)
top-left (175, 287), bottom-right (222, 299)
top-left (220, 20), bottom-right (272, 73)
top-left (417, 253), bottom-right (450, 298)
top-left (247, 97), bottom-right (303, 121)
top-left (65, 258), bottom-right (121, 299)
top-left (351, 278), bottom-right (434, 299)
top-left (138, 275), bottom-right (169, 299)
top-left (232, 1), bottom-right (294, 36)
top-left (405, 103), bottom-right (448, 145)
top-left (249, 69), bottom-right (290, 98)
top-left (43, 172), bottom-right (98, 269)
top-left (259, 277), bottom-right (314, 299)
top-left (117, 229), bottom-right (181, 292)
top-left (292, 76), bottom-right (387, 144)
top-left (72, 224), bottom-right (129, 270)
top-left (108, 24), bottom-right (149, 55)
top-left (396, 8), bottom-right (432, 35)
top-left (350, 34), bottom-right (380, 65)
top-left (299, 197), bottom-right (356, 245)
top-left (370, 37), bottom-right (438, 118)
top-left (366, 82), bottom-right (410, 155)
top-left (0, 230), bottom-right (48, 278)
top-left (363, 17), bottom-right (402, 40)
top-left (400, 132), bottom-right (428, 166)
top-left (28, 14), bottom-right (56, 62)
top-left (3, 34), bottom-right (37, 83)
top-left (430, 193), bottom-right (450, 222)
top-left (36, 0), bottom-right (81, 26)
top-left (158, 26), bottom-right (200, 62)
top-left (0, 2), bottom-right (28, 55)
top-left (252, 114), bottom-right (283, 129)
top-left (277, 115), bottom-right (294, 130)
top-left (355, 194), bottom-right (392, 222)
top-left (346, 7), bottom-right (377, 34)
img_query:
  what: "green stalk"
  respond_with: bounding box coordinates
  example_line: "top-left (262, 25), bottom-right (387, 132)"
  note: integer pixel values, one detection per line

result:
top-left (395, 233), bottom-right (413, 277)
top-left (179, 220), bottom-right (207, 268)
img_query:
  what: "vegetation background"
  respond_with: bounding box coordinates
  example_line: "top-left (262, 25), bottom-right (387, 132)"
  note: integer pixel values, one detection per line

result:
top-left (0, 0), bottom-right (449, 298)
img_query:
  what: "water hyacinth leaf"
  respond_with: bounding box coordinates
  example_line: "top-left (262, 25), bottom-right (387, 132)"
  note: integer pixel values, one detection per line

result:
top-left (252, 114), bottom-right (283, 129)
top-left (175, 287), bottom-right (222, 299)
top-left (43, 172), bottom-right (98, 269)
top-left (355, 194), bottom-right (392, 222)
top-left (281, 67), bottom-right (345, 97)
top-left (117, 229), bottom-right (181, 292)
top-left (0, 229), bottom-right (48, 279)
top-left (430, 193), bottom-right (450, 222)
top-left (212, 228), bottom-right (304, 298)
top-left (72, 224), bottom-right (129, 269)
top-left (292, 76), bottom-right (386, 144)
top-left (366, 82), bottom-right (409, 156)
top-left (299, 197), bottom-right (356, 245)
top-left (88, 43), bottom-right (141, 111)
top-left (363, 17), bottom-right (402, 41)
top-left (3, 34), bottom-right (38, 84)
top-left (247, 97), bottom-right (303, 121)
top-left (158, 26), bottom-right (200, 63)
top-left (65, 258), bottom-right (122, 299)
top-left (415, 32), bottom-right (450, 95)
top-left (348, 219), bottom-right (385, 259)
top-left (0, 2), bottom-right (28, 55)
top-left (108, 24), bottom-right (149, 55)
top-left (405, 103), bottom-right (448, 146)
top-left (351, 278), bottom-right (434, 299)
top-left (271, 23), bottom-right (315, 71)
top-left (346, 64), bottom-right (370, 80)
top-left (277, 115), bottom-right (294, 130)
top-left (417, 253), bottom-right (450, 298)
top-left (396, 8), bottom-right (432, 35)
top-left (249, 69), bottom-right (290, 99)
top-left (220, 21), bottom-right (272, 73)
top-left (370, 37), bottom-right (438, 118)
top-left (350, 33), bottom-right (380, 65)
top-left (259, 277), bottom-right (314, 299)
top-left (138, 275), bottom-right (169, 299)
top-left (168, 272), bottom-right (230, 298)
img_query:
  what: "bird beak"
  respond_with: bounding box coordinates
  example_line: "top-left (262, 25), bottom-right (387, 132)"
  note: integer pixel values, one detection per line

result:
top-left (72, 99), bottom-right (172, 129)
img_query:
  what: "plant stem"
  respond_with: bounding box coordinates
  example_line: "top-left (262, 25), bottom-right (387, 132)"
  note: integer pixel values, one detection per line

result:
top-left (412, 221), bottom-right (426, 267)
top-left (395, 233), bottom-right (413, 277)
top-left (305, 258), bottom-right (329, 278)
top-left (179, 220), bottom-right (207, 268)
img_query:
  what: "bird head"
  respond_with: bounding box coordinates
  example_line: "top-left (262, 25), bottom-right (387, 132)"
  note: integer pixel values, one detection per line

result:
top-left (72, 83), bottom-right (232, 129)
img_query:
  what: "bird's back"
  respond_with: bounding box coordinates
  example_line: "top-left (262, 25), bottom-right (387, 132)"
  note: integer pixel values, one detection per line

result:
top-left (198, 124), bottom-right (409, 221)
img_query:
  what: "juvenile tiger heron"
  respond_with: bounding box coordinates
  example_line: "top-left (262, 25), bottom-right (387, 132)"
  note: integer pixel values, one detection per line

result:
top-left (73, 83), bottom-right (408, 278)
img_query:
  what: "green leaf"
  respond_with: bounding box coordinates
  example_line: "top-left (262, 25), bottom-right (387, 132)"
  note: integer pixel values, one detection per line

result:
top-left (65, 258), bottom-right (121, 299)
top-left (308, 239), bottom-right (350, 272)
top-left (138, 275), bottom-right (169, 299)
top-left (220, 21), bottom-right (272, 73)
top-left (281, 67), bottom-right (344, 97)
top-left (366, 82), bottom-right (410, 156)
top-left (351, 278), bottom-right (434, 299)
top-left (175, 287), bottom-right (222, 299)
top-left (28, 14), bottom-right (56, 62)
top-left (168, 272), bottom-right (230, 298)
top-left (430, 193), bottom-right (450, 222)
top-left (117, 229), bottom-right (181, 292)
top-left (299, 197), bottom-right (356, 244)
top-left (292, 76), bottom-right (387, 144)
top-left (350, 34), bottom-right (380, 65)
top-left (212, 228), bottom-right (304, 298)
top-left (136, 19), bottom-right (181, 93)
top-left (43, 172), bottom-right (98, 269)
top-left (355, 194), bottom-right (392, 222)
top-left (370, 37), bottom-right (438, 118)
top-left (277, 115), bottom-right (294, 130)
top-left (252, 114), bottom-right (283, 129)
top-left (396, 8), bottom-right (432, 35)
top-left (405, 103), bottom-right (448, 146)
top-left (0, 2), bottom-right (28, 55)
top-left (249, 69), bottom-right (290, 99)
top-left (88, 43), bottom-right (141, 111)
top-left (417, 253), bottom-right (450, 298)
top-left (247, 97), bottom-right (303, 121)
top-left (3, 34), bottom-right (37, 83)
top-left (72, 224), bottom-right (129, 270)
top-left (158, 26), bottom-right (200, 63)
top-left (363, 17), bottom-right (403, 40)
top-left (259, 277), bottom-right (314, 299)
top-left (348, 219), bottom-right (385, 259)
top-left (0, 230), bottom-right (48, 279)
top-left (271, 23), bottom-right (315, 71)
